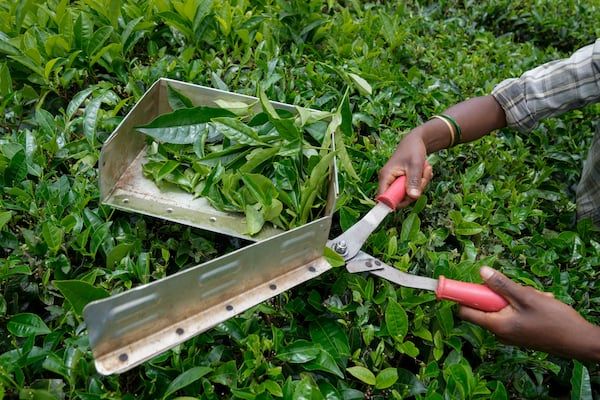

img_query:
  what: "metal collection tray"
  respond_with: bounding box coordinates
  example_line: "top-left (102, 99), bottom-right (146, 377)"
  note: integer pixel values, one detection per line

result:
top-left (84, 79), bottom-right (338, 374)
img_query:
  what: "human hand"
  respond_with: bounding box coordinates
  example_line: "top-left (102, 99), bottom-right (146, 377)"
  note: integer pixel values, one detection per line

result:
top-left (459, 266), bottom-right (600, 362)
top-left (377, 130), bottom-right (433, 209)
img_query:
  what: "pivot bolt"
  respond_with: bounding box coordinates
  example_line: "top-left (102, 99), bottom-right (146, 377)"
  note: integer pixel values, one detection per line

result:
top-left (333, 240), bottom-right (348, 255)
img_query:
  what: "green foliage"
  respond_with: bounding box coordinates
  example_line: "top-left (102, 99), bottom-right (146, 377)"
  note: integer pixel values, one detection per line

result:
top-left (138, 86), bottom-right (343, 235)
top-left (1, 0), bottom-right (600, 399)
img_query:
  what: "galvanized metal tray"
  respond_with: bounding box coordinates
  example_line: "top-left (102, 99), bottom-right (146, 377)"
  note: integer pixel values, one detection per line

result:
top-left (84, 79), bottom-right (338, 374)
top-left (99, 78), bottom-right (333, 241)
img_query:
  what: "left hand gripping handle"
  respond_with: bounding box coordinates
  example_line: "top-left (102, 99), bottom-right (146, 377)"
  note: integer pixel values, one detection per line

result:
top-left (436, 276), bottom-right (508, 312)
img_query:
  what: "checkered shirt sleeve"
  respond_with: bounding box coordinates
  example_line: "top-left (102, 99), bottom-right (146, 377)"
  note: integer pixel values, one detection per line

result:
top-left (491, 39), bottom-right (600, 133)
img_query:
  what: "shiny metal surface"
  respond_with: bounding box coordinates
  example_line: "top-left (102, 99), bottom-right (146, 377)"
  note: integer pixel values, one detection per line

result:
top-left (326, 202), bottom-right (391, 260)
top-left (346, 251), bottom-right (438, 291)
top-left (85, 217), bottom-right (332, 375)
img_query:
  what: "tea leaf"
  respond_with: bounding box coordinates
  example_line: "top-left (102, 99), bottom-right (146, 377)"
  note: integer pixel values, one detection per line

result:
top-left (455, 221), bottom-right (484, 236)
top-left (42, 221), bottom-right (63, 255)
top-left (385, 298), bottom-right (408, 340)
top-left (347, 72), bottom-right (372, 96)
top-left (570, 361), bottom-right (592, 400)
top-left (162, 366), bottom-right (212, 399)
top-left (6, 148), bottom-right (27, 185)
top-left (0, 211), bottom-right (13, 231)
top-left (7, 313), bottom-right (51, 337)
top-left (346, 366), bottom-right (376, 385)
top-left (375, 368), bottom-right (398, 389)
top-left (304, 349), bottom-right (344, 378)
top-left (212, 117), bottom-right (268, 146)
top-left (136, 107), bottom-right (236, 144)
top-left (167, 84), bottom-right (194, 109)
top-left (54, 280), bottom-right (110, 316)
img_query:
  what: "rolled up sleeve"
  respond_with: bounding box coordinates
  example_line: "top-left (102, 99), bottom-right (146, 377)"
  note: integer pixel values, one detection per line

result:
top-left (492, 38), bottom-right (600, 132)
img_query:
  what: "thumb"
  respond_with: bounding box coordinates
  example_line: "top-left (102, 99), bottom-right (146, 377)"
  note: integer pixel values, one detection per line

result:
top-left (405, 160), bottom-right (425, 199)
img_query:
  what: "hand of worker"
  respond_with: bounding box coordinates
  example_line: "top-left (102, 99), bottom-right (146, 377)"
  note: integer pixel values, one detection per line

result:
top-left (378, 96), bottom-right (507, 208)
top-left (377, 129), bottom-right (433, 209)
top-left (459, 266), bottom-right (600, 362)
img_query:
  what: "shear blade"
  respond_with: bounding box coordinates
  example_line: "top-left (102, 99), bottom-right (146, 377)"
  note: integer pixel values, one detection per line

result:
top-left (326, 202), bottom-right (392, 260)
top-left (346, 252), bottom-right (438, 292)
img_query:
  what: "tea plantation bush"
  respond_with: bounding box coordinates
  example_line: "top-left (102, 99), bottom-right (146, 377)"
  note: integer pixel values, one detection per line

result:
top-left (1, 0), bottom-right (599, 398)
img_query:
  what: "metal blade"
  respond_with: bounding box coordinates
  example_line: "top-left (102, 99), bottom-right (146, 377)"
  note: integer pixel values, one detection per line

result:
top-left (346, 251), bottom-right (438, 291)
top-left (326, 202), bottom-right (392, 260)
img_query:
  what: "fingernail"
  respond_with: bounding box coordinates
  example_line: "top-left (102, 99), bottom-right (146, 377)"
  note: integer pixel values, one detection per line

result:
top-left (408, 188), bottom-right (419, 197)
top-left (480, 266), bottom-right (495, 280)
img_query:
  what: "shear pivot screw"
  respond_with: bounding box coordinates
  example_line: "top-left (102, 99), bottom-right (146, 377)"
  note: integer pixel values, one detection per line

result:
top-left (333, 241), bottom-right (348, 255)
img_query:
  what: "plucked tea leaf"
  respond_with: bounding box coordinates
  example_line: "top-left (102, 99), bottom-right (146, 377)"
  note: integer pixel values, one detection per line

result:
top-left (298, 151), bottom-right (335, 224)
top-left (323, 246), bottom-right (345, 267)
top-left (244, 202), bottom-right (265, 235)
top-left (167, 84), bottom-right (194, 110)
top-left (259, 88), bottom-right (302, 142)
top-left (136, 107), bottom-right (236, 144)
top-left (214, 99), bottom-right (253, 115)
top-left (212, 117), bottom-right (268, 146)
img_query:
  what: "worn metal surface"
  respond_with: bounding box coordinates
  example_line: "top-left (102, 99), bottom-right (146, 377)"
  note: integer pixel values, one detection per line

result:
top-left (87, 78), bottom-right (339, 375)
top-left (346, 251), bottom-right (438, 291)
top-left (99, 78), bottom-right (330, 241)
top-left (85, 217), bottom-right (333, 375)
top-left (326, 202), bottom-right (392, 261)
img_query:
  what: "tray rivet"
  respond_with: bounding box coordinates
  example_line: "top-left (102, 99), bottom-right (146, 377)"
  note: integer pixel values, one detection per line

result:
top-left (308, 266), bottom-right (316, 272)
top-left (176, 328), bottom-right (184, 335)
top-left (226, 305), bottom-right (233, 311)
top-left (269, 284), bottom-right (277, 290)
top-left (374, 260), bottom-right (381, 266)
top-left (122, 198), bottom-right (129, 204)
top-left (209, 217), bottom-right (217, 223)
top-left (118, 353), bottom-right (128, 362)
top-left (166, 208), bottom-right (173, 213)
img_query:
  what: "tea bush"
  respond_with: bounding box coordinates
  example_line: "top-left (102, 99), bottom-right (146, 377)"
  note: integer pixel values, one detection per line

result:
top-left (1, 0), bottom-right (599, 398)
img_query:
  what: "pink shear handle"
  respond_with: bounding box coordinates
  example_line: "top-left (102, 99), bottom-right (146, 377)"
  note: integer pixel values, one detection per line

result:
top-left (375, 162), bottom-right (431, 210)
top-left (436, 276), bottom-right (508, 312)
top-left (375, 176), bottom-right (407, 210)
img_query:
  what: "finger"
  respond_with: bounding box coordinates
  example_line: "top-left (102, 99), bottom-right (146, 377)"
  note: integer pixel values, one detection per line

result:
top-left (377, 166), bottom-right (405, 196)
top-left (404, 158), bottom-right (424, 199)
top-left (458, 303), bottom-right (510, 330)
top-left (478, 266), bottom-right (522, 305)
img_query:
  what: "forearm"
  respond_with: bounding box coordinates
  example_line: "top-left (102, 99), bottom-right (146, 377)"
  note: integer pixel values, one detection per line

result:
top-left (410, 95), bottom-right (507, 154)
top-left (565, 320), bottom-right (600, 363)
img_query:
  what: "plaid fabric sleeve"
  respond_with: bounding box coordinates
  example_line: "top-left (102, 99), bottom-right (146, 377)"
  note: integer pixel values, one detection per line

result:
top-left (491, 38), bottom-right (600, 132)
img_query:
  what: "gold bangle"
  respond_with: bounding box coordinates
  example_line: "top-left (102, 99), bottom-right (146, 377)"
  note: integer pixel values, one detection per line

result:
top-left (431, 115), bottom-right (456, 147)
top-left (440, 114), bottom-right (462, 145)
